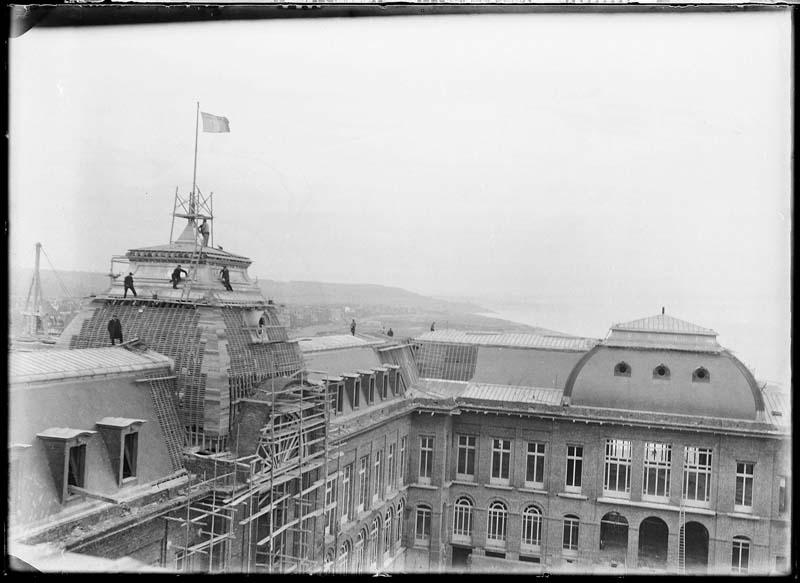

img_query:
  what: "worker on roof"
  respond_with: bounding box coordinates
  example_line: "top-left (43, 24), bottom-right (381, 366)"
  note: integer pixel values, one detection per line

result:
top-left (350, 319), bottom-right (356, 336)
top-left (431, 321), bottom-right (436, 332)
top-left (108, 315), bottom-right (123, 345)
top-left (387, 328), bottom-right (394, 337)
top-left (171, 265), bottom-right (188, 289)
top-left (219, 265), bottom-right (233, 291)
top-left (123, 272), bottom-right (137, 298)
top-left (198, 218), bottom-right (210, 247)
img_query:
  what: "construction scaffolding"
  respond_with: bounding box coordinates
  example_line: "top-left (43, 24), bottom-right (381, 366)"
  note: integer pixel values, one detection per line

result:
top-left (160, 370), bottom-right (342, 573)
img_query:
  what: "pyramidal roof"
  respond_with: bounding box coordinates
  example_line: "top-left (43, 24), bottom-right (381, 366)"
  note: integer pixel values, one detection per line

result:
top-left (604, 313), bottom-right (722, 353)
top-left (611, 314), bottom-right (718, 336)
top-left (126, 219), bottom-right (251, 266)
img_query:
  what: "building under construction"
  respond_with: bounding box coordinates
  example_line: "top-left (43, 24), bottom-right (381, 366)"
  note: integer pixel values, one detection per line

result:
top-left (6, 189), bottom-right (792, 575)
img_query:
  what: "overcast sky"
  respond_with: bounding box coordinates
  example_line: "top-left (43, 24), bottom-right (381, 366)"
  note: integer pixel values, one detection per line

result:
top-left (9, 11), bottom-right (791, 384)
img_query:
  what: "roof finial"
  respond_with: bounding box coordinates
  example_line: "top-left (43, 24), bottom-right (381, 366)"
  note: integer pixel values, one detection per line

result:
top-left (662, 306), bottom-right (665, 315)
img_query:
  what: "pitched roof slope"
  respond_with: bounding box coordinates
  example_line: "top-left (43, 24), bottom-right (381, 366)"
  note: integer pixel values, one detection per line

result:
top-left (415, 330), bottom-right (597, 352)
top-left (10, 347), bottom-right (173, 384)
top-left (296, 334), bottom-right (385, 353)
top-left (611, 313), bottom-right (718, 336)
top-left (604, 313), bottom-right (722, 353)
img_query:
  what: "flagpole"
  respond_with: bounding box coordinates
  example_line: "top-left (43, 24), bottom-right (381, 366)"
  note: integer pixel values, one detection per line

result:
top-left (191, 101), bottom-right (200, 216)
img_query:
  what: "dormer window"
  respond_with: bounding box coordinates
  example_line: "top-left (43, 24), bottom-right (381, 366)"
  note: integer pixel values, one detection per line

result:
top-left (36, 427), bottom-right (97, 503)
top-left (96, 418), bottom-right (146, 486)
top-left (653, 365), bottom-right (671, 380)
top-left (336, 383), bottom-right (344, 414)
top-left (692, 367), bottom-right (710, 383)
top-left (614, 362), bottom-right (631, 377)
top-left (343, 375), bottom-right (360, 410)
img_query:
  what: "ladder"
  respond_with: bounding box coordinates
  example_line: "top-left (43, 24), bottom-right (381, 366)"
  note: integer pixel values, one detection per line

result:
top-left (677, 499), bottom-right (686, 574)
top-left (180, 227), bottom-right (203, 301)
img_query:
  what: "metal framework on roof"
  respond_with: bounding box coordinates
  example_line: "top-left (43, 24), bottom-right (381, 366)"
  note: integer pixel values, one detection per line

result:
top-left (157, 372), bottom-right (344, 573)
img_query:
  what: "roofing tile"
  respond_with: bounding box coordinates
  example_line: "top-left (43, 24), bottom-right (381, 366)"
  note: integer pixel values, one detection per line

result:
top-left (414, 330), bottom-right (597, 352)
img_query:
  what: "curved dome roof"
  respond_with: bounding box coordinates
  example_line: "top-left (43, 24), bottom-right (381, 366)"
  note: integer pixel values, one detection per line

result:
top-left (564, 313), bottom-right (764, 420)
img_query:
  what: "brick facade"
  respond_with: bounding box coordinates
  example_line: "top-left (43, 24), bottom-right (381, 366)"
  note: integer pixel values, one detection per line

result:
top-left (401, 408), bottom-right (790, 575)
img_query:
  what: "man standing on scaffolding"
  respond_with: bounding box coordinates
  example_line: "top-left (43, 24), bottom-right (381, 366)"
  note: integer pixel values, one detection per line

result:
top-left (108, 315), bottom-right (123, 345)
top-left (171, 265), bottom-right (188, 289)
top-left (219, 265), bottom-right (233, 291)
top-left (123, 272), bottom-right (137, 298)
top-left (198, 218), bottom-right (210, 247)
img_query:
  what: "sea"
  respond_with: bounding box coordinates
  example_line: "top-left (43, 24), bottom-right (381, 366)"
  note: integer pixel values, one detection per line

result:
top-left (473, 293), bottom-right (791, 390)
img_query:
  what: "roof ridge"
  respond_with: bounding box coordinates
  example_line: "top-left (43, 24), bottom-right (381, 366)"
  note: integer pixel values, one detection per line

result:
top-left (611, 313), bottom-right (717, 336)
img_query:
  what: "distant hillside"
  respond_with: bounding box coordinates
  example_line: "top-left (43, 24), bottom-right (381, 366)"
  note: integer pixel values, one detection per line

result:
top-left (257, 280), bottom-right (486, 314)
top-left (9, 268), bottom-right (110, 299)
top-left (8, 268), bottom-right (486, 314)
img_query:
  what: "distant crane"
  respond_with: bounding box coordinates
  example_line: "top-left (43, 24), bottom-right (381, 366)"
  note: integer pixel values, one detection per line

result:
top-left (21, 242), bottom-right (74, 341)
top-left (22, 242), bottom-right (44, 337)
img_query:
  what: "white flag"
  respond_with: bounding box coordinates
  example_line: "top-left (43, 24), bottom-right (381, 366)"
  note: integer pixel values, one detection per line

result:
top-left (201, 112), bottom-right (230, 133)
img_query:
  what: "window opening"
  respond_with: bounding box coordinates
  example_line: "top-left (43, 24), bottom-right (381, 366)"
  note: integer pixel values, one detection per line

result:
top-left (456, 435), bottom-right (476, 481)
top-left (653, 364), bottom-right (671, 380)
top-left (487, 501), bottom-right (508, 544)
top-left (565, 445), bottom-right (583, 492)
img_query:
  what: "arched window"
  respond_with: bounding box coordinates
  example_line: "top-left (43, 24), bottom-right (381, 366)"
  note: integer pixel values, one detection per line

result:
top-left (487, 501), bottom-right (508, 544)
top-left (563, 514), bottom-right (580, 553)
top-left (384, 510), bottom-right (393, 556)
top-left (693, 367), bottom-right (710, 383)
top-left (653, 364), bottom-right (671, 380)
top-left (337, 541), bottom-right (350, 573)
top-left (369, 518), bottom-right (380, 569)
top-left (453, 496), bottom-right (474, 540)
top-left (614, 362), bottom-right (631, 377)
top-left (731, 536), bottom-right (750, 574)
top-left (324, 549), bottom-right (335, 573)
top-left (354, 531), bottom-right (365, 574)
top-left (521, 505), bottom-right (542, 548)
top-left (396, 500), bottom-right (404, 545)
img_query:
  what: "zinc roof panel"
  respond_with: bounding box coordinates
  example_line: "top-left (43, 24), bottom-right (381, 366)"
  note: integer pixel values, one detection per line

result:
top-left (96, 417), bottom-right (147, 428)
top-left (413, 378), bottom-right (563, 405)
top-left (611, 314), bottom-right (717, 336)
top-left (462, 382), bottom-right (563, 405)
top-left (761, 384), bottom-right (790, 427)
top-left (414, 330), bottom-right (597, 352)
top-left (296, 335), bottom-right (385, 353)
top-left (9, 348), bottom-right (173, 385)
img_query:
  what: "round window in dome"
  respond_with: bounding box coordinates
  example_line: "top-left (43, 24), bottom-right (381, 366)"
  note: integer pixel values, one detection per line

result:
top-left (653, 365), bottom-right (671, 380)
top-left (614, 362), bottom-right (631, 377)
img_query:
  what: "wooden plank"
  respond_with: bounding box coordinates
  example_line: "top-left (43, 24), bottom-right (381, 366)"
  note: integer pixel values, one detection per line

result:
top-left (256, 518), bottom-right (300, 546)
top-left (180, 532), bottom-right (232, 553)
top-left (300, 479), bottom-right (325, 496)
top-left (237, 492), bottom-right (292, 526)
